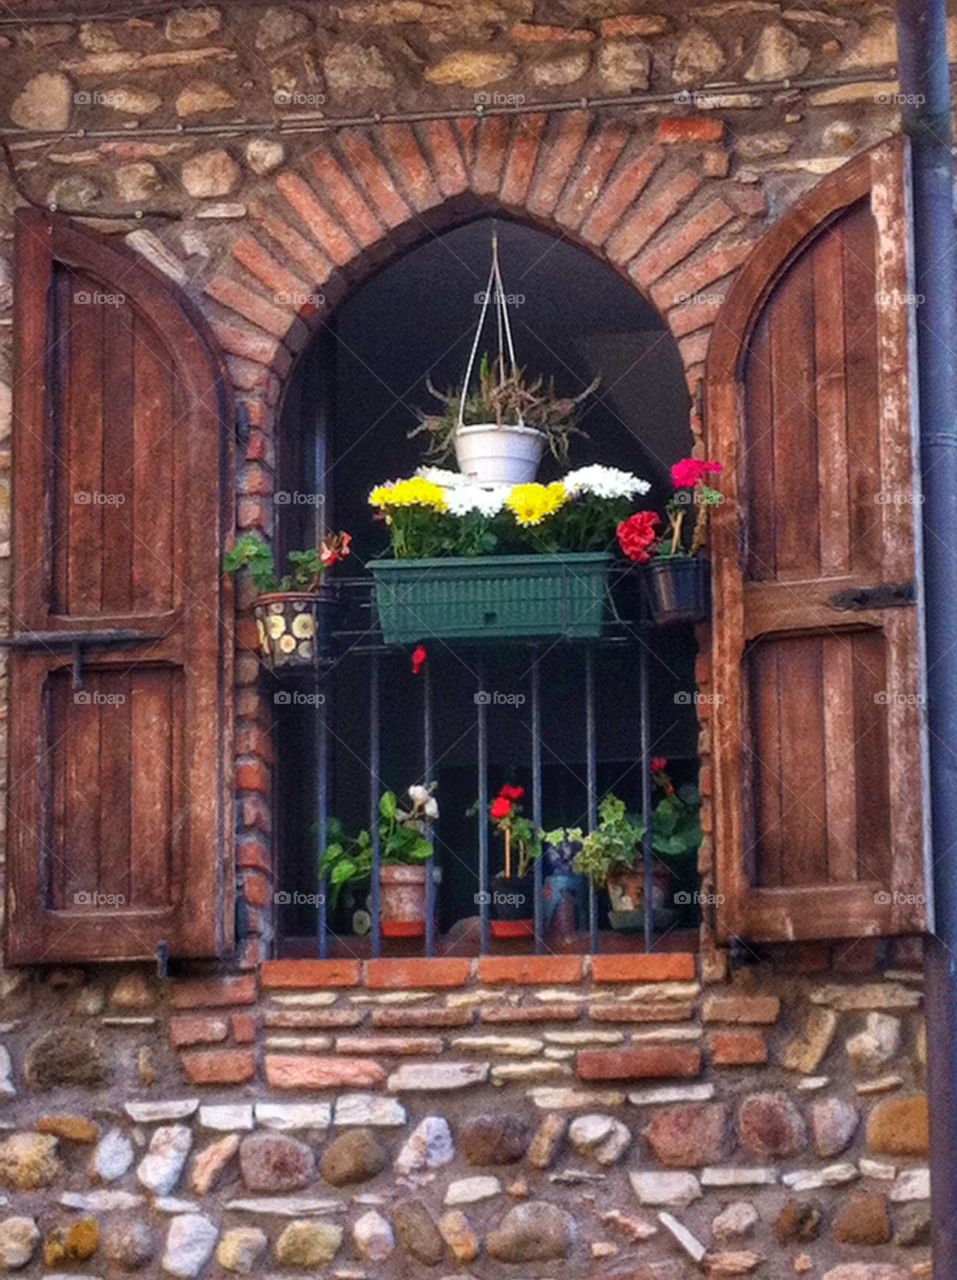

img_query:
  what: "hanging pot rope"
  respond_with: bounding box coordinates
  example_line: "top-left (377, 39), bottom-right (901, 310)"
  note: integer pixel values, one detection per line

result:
top-left (458, 230), bottom-right (525, 430)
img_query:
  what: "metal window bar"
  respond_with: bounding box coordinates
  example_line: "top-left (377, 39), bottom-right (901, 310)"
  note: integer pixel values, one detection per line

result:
top-left (302, 575), bottom-right (676, 959)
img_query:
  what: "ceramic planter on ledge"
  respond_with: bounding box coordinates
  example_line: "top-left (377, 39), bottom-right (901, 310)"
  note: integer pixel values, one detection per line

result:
top-left (254, 585), bottom-right (340, 672)
top-left (646, 556), bottom-right (710, 626)
top-left (370, 552), bottom-right (613, 645)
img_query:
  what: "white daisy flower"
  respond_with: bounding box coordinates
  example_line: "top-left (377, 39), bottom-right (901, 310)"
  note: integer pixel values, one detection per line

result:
top-left (562, 465), bottom-right (651, 500)
top-left (445, 484), bottom-right (509, 518)
top-left (416, 466), bottom-right (470, 489)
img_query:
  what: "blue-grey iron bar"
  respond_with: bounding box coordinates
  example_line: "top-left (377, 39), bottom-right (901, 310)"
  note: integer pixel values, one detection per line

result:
top-left (316, 674), bottom-right (330, 960)
top-left (640, 642), bottom-right (655, 952)
top-left (423, 661), bottom-right (435, 958)
top-left (531, 653), bottom-right (544, 954)
top-left (585, 647), bottom-right (599, 954)
top-left (477, 656), bottom-right (490, 955)
top-left (369, 651), bottom-right (382, 959)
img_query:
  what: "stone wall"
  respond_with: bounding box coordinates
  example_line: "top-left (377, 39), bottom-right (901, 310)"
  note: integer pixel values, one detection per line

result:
top-left (0, 949), bottom-right (931, 1278)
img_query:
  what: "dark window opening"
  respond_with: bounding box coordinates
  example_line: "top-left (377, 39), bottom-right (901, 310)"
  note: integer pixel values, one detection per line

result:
top-left (273, 217), bottom-right (702, 957)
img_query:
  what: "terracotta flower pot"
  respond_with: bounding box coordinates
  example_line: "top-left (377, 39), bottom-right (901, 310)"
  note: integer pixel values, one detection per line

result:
top-left (606, 863), bottom-right (674, 932)
top-left (380, 863), bottom-right (428, 938)
top-left (254, 586), bottom-right (340, 672)
top-left (489, 871), bottom-right (534, 939)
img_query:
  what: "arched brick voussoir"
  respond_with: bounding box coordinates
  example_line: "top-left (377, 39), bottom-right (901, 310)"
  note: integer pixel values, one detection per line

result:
top-left (606, 168), bottom-right (703, 268)
top-left (554, 119), bottom-right (631, 233)
top-left (249, 198), bottom-right (334, 289)
top-left (231, 232), bottom-right (315, 306)
top-left (471, 114), bottom-right (512, 198)
top-left (305, 149), bottom-right (385, 250)
top-left (419, 119), bottom-right (469, 200)
top-left (275, 170), bottom-right (359, 268)
top-left (630, 197), bottom-right (737, 295)
top-left (499, 114), bottom-right (547, 209)
top-left (526, 110), bottom-right (591, 219)
top-left (337, 129), bottom-right (412, 229)
top-left (211, 313), bottom-right (293, 377)
top-left (378, 122), bottom-right (443, 214)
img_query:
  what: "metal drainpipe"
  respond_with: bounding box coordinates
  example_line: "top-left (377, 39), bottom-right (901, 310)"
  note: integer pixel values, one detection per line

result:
top-left (896, 0), bottom-right (957, 1271)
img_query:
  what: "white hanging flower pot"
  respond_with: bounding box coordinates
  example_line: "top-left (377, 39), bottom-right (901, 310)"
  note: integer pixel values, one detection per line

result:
top-left (454, 421), bottom-right (546, 485)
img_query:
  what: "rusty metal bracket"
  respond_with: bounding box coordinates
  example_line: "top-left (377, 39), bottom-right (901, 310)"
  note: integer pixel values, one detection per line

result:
top-left (0, 629), bottom-right (159, 690)
top-left (827, 581), bottom-right (915, 611)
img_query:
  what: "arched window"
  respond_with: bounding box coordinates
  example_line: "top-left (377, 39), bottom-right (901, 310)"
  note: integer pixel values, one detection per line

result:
top-left (273, 217), bottom-right (702, 958)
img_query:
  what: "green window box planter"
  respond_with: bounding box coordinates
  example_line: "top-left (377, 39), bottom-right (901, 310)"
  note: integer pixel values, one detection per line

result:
top-left (370, 552), bottom-right (615, 644)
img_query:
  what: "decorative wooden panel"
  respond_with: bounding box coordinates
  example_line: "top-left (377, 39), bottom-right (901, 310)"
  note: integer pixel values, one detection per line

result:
top-left (7, 211), bottom-right (234, 963)
top-left (706, 141), bottom-right (930, 943)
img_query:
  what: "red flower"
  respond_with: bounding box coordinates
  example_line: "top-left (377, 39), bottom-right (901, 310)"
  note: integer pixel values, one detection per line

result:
top-left (651, 757), bottom-right (668, 773)
top-left (617, 510), bottom-right (660, 564)
top-left (500, 784), bottom-right (524, 800)
top-left (671, 457), bottom-right (722, 489)
top-left (489, 796), bottom-right (512, 820)
top-left (411, 645), bottom-right (427, 676)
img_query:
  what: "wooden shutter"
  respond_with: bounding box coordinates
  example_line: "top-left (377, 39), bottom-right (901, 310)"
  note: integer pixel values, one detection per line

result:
top-left (6, 210), bottom-right (234, 963)
top-left (706, 140), bottom-right (930, 943)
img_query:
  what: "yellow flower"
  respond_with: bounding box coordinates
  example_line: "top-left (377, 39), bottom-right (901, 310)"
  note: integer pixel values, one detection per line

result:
top-left (368, 477), bottom-right (448, 512)
top-left (506, 481), bottom-right (568, 527)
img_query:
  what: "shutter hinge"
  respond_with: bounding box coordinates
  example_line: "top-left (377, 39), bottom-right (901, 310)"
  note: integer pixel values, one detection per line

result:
top-left (828, 581), bottom-right (915, 611)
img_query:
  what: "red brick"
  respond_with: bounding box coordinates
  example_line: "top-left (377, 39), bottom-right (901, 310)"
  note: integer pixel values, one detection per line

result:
top-left (266, 1008), bottom-right (365, 1029)
top-left (652, 240), bottom-right (756, 311)
top-left (212, 321), bottom-right (283, 368)
top-left (231, 1012), bottom-right (258, 1044)
top-left (580, 142), bottom-right (663, 247)
top-left (633, 198), bottom-right (735, 287)
top-left (678, 331), bottom-right (710, 368)
top-left (235, 618), bottom-right (260, 653)
top-left (472, 114), bottom-right (511, 197)
top-left (365, 958), bottom-right (472, 990)
top-left (577, 1045), bottom-right (702, 1081)
top-left (833, 939), bottom-right (884, 975)
top-left (500, 113), bottom-right (547, 207)
top-left (236, 840), bottom-right (271, 875)
top-left (418, 118), bottom-right (468, 199)
top-left (511, 22), bottom-right (595, 42)
top-left (169, 1015), bottom-right (228, 1048)
top-left (261, 959), bottom-right (362, 989)
top-left (656, 117), bottom-right (725, 145)
top-left (703, 147), bottom-right (731, 177)
top-left (371, 1005), bottom-right (474, 1029)
top-left (729, 185), bottom-right (767, 217)
top-left (181, 1049), bottom-right (256, 1085)
top-left (527, 110), bottom-right (590, 218)
top-left (235, 760), bottom-right (270, 794)
top-left (454, 115), bottom-right (478, 163)
top-left (478, 955), bottom-right (583, 985)
top-left (379, 123), bottom-right (441, 213)
top-left (335, 1035), bottom-right (443, 1056)
top-left (265, 1054), bottom-right (386, 1089)
top-left (480, 1003), bottom-right (582, 1023)
top-left (606, 169), bottom-right (701, 265)
top-left (241, 872), bottom-right (271, 909)
top-left (555, 119), bottom-right (630, 231)
top-left (238, 937), bottom-right (266, 969)
top-left (307, 150), bottom-right (383, 249)
top-left (206, 275), bottom-right (291, 340)
top-left (591, 954), bottom-right (696, 983)
top-left (235, 725), bottom-right (275, 765)
top-left (249, 199), bottom-right (332, 285)
top-left (276, 172), bottom-right (357, 267)
top-left (708, 1030), bottom-right (768, 1066)
top-left (232, 233), bottom-right (312, 302)
top-left (599, 14), bottom-right (668, 36)
top-left (338, 130), bottom-right (411, 228)
top-left (703, 994), bottom-right (780, 1024)
top-left (172, 974), bottom-right (257, 1009)
top-left (669, 294), bottom-right (724, 339)
top-left (591, 1002), bottom-right (694, 1023)
top-left (241, 794), bottom-right (272, 836)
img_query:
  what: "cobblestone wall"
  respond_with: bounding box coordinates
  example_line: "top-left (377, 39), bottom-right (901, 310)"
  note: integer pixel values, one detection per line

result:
top-left (0, 949), bottom-right (932, 1278)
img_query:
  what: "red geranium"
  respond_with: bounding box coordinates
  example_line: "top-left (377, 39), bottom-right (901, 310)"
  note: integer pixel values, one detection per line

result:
top-left (617, 510), bottom-right (661, 564)
top-left (411, 645), bottom-right (427, 676)
top-left (670, 457), bottom-right (722, 489)
top-left (500, 784), bottom-right (524, 800)
top-left (651, 757), bottom-right (668, 773)
top-left (489, 795), bottom-right (512, 820)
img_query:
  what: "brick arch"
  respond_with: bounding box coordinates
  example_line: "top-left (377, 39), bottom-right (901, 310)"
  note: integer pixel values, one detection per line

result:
top-left (215, 109), bottom-right (768, 966)
top-left (206, 110), bottom-right (768, 420)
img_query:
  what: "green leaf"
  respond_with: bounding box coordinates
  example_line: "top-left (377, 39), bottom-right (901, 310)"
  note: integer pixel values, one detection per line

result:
top-left (379, 791), bottom-right (398, 820)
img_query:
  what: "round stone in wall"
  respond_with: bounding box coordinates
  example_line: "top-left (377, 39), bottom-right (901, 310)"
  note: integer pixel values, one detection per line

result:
top-left (24, 1028), bottom-right (108, 1088)
top-left (0, 1217), bottom-right (40, 1270)
top-left (245, 137), bottom-right (285, 176)
top-left (166, 6), bottom-right (222, 42)
top-left (459, 1114), bottom-right (529, 1166)
top-left (215, 1227), bottom-right (267, 1274)
top-left (101, 1219), bottom-right (156, 1271)
top-left (486, 1201), bottom-right (576, 1263)
top-left (239, 1132), bottom-right (314, 1192)
top-left (181, 149), bottom-right (240, 198)
top-left (319, 1128), bottom-right (388, 1186)
top-left (11, 72), bottom-right (72, 131)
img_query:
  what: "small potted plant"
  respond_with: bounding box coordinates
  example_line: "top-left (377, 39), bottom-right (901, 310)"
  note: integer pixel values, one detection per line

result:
top-left (488, 784), bottom-right (541, 938)
top-left (541, 826), bottom-right (586, 943)
top-left (618, 458), bottom-right (721, 625)
top-left (412, 352), bottom-right (598, 486)
top-left (318, 784), bottom-right (438, 938)
top-left (223, 530), bottom-right (350, 670)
